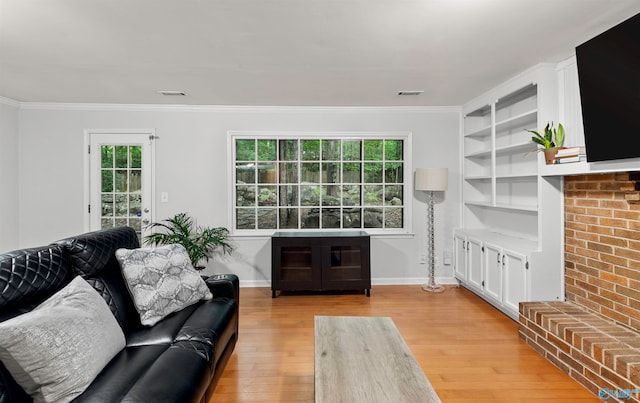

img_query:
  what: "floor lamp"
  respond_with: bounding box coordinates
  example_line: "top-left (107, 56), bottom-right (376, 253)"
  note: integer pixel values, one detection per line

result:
top-left (415, 168), bottom-right (448, 293)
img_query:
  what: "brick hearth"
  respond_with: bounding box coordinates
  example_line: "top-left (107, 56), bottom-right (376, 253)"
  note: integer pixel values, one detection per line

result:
top-left (519, 172), bottom-right (640, 401)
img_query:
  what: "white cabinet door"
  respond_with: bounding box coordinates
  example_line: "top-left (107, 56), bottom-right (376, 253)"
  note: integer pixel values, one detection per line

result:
top-left (466, 237), bottom-right (484, 292)
top-left (503, 250), bottom-right (529, 314)
top-left (453, 230), bottom-right (534, 321)
top-left (453, 233), bottom-right (467, 281)
top-left (483, 242), bottom-right (503, 304)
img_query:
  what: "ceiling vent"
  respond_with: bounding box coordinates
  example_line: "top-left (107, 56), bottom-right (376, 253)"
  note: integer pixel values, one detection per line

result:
top-left (397, 90), bottom-right (424, 96)
top-left (158, 90), bottom-right (186, 96)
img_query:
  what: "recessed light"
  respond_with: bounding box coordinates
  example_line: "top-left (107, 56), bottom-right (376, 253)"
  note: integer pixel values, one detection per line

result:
top-left (397, 90), bottom-right (424, 96)
top-left (157, 90), bottom-right (186, 96)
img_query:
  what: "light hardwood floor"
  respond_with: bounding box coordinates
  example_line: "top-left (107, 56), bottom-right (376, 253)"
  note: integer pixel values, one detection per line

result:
top-left (212, 285), bottom-right (600, 402)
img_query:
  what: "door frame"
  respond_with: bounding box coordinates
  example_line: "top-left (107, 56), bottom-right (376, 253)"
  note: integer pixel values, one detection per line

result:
top-left (83, 129), bottom-right (157, 233)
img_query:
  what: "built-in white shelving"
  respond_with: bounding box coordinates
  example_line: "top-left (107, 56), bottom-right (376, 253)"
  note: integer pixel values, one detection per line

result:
top-left (455, 64), bottom-right (564, 321)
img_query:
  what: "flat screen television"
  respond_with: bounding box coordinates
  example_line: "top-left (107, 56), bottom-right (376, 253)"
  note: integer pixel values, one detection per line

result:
top-left (575, 12), bottom-right (640, 163)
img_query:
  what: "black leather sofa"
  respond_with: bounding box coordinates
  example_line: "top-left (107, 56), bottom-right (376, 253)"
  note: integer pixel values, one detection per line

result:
top-left (0, 226), bottom-right (239, 403)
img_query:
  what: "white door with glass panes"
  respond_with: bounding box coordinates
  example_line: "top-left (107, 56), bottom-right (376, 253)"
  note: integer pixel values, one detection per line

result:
top-left (87, 132), bottom-right (155, 243)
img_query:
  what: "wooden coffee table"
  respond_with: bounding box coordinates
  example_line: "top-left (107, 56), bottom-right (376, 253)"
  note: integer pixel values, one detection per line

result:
top-left (314, 315), bottom-right (441, 403)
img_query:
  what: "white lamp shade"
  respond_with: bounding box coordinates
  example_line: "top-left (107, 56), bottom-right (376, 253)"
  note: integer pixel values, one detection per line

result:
top-left (415, 168), bottom-right (448, 191)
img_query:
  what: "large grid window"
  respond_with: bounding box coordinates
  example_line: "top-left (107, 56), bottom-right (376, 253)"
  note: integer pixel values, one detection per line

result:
top-left (232, 134), bottom-right (408, 233)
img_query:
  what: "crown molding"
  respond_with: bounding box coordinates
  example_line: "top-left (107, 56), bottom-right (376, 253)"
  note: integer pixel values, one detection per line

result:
top-left (17, 101), bottom-right (460, 114)
top-left (0, 96), bottom-right (20, 107)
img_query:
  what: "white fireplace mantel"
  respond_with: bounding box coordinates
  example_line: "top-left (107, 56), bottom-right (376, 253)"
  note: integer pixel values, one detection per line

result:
top-left (540, 157), bottom-right (640, 177)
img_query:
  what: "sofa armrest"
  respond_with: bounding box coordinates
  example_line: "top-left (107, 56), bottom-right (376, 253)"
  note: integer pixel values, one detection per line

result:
top-left (203, 274), bottom-right (239, 302)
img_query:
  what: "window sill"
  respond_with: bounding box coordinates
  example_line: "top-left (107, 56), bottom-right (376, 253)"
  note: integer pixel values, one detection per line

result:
top-left (230, 231), bottom-right (415, 239)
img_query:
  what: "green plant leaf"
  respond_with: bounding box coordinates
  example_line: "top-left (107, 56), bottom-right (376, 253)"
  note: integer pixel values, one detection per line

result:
top-left (527, 121), bottom-right (565, 149)
top-left (144, 212), bottom-right (233, 269)
top-left (555, 123), bottom-right (565, 147)
top-left (531, 136), bottom-right (545, 146)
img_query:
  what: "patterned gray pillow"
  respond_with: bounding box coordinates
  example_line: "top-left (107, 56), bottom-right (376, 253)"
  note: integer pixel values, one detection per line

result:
top-left (0, 276), bottom-right (125, 403)
top-left (115, 243), bottom-right (213, 326)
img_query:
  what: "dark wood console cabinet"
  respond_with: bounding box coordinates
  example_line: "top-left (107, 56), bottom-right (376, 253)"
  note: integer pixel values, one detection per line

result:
top-left (271, 231), bottom-right (371, 298)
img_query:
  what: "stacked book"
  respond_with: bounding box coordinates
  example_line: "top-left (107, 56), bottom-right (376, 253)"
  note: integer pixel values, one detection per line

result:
top-left (555, 146), bottom-right (586, 164)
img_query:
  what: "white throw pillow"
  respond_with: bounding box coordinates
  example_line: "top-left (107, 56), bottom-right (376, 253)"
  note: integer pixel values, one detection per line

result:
top-left (115, 243), bottom-right (213, 326)
top-left (0, 276), bottom-right (126, 403)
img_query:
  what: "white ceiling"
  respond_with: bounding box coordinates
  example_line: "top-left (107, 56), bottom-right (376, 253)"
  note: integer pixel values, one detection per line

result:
top-left (1, 0), bottom-right (639, 107)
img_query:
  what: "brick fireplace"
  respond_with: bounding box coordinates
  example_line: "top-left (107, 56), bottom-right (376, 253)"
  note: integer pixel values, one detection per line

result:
top-left (564, 172), bottom-right (640, 332)
top-left (519, 171), bottom-right (640, 400)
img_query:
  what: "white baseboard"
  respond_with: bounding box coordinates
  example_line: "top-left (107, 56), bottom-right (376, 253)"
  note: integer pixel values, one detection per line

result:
top-left (238, 277), bottom-right (459, 288)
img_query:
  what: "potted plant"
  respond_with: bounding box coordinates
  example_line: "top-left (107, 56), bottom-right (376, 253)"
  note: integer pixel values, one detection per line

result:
top-left (144, 212), bottom-right (233, 269)
top-left (526, 122), bottom-right (565, 164)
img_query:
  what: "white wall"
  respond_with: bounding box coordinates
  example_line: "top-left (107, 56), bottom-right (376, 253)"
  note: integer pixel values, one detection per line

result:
top-left (15, 104), bottom-right (460, 286)
top-left (0, 98), bottom-right (20, 252)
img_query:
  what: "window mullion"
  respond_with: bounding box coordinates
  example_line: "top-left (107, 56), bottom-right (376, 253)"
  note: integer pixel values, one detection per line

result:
top-left (297, 140), bottom-right (302, 229)
top-left (276, 138), bottom-right (280, 229)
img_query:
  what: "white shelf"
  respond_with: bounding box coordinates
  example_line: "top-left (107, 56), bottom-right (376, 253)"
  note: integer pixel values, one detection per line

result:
top-left (464, 149), bottom-right (492, 158)
top-left (495, 83), bottom-right (537, 110)
top-left (464, 125), bottom-right (491, 138)
top-left (495, 173), bottom-right (537, 180)
top-left (464, 201), bottom-right (494, 208)
top-left (464, 175), bottom-right (492, 181)
top-left (495, 141), bottom-right (534, 155)
top-left (465, 201), bottom-right (538, 212)
top-left (493, 203), bottom-right (538, 212)
top-left (465, 173), bottom-right (537, 180)
top-left (465, 104), bottom-right (491, 118)
top-left (495, 109), bottom-right (537, 132)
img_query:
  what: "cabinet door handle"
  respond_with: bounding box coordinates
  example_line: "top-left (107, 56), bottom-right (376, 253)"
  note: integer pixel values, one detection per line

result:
top-left (466, 241), bottom-right (469, 250)
top-left (497, 253), bottom-right (501, 263)
top-left (502, 255), bottom-right (506, 266)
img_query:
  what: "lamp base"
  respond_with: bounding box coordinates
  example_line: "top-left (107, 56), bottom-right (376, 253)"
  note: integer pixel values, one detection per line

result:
top-left (421, 283), bottom-right (445, 293)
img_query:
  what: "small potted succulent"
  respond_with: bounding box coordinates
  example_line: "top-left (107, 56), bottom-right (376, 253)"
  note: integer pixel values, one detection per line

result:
top-left (526, 122), bottom-right (565, 164)
top-left (144, 212), bottom-right (233, 269)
